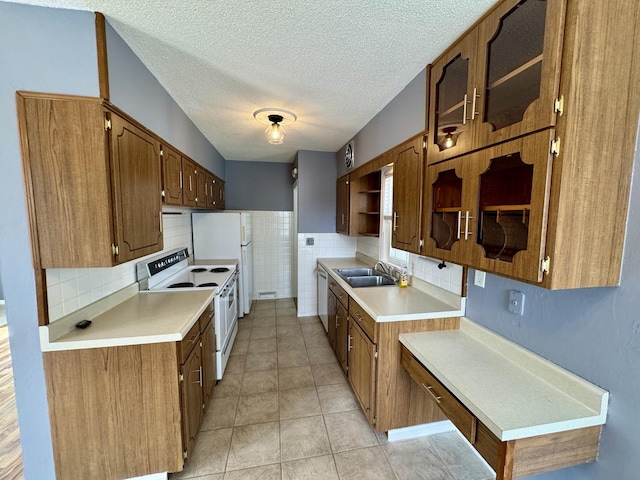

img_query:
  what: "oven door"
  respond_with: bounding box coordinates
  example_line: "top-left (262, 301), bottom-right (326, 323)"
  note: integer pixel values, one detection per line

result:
top-left (215, 291), bottom-right (228, 351)
top-left (224, 275), bottom-right (238, 333)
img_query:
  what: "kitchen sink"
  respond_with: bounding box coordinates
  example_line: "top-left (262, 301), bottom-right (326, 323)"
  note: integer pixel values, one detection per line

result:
top-left (333, 268), bottom-right (397, 287)
top-left (344, 275), bottom-right (396, 288)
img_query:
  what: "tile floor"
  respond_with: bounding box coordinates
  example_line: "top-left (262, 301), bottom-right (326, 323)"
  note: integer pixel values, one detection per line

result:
top-left (170, 299), bottom-right (495, 480)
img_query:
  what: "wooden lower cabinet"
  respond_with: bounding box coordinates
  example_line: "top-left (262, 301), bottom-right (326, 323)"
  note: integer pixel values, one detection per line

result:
top-left (348, 319), bottom-right (377, 424)
top-left (327, 290), bottom-right (337, 351)
top-left (335, 300), bottom-right (349, 374)
top-left (181, 338), bottom-right (203, 459)
top-left (201, 318), bottom-right (216, 408)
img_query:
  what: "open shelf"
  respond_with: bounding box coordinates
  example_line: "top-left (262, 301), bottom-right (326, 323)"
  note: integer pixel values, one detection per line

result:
top-left (481, 204), bottom-right (530, 212)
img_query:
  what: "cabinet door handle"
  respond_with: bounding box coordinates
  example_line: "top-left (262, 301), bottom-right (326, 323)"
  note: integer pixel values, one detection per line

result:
top-left (462, 93), bottom-right (468, 125)
top-left (194, 367), bottom-right (203, 387)
top-left (355, 312), bottom-right (363, 322)
top-left (393, 212), bottom-right (398, 231)
top-left (159, 211), bottom-right (163, 233)
top-left (422, 383), bottom-right (441, 403)
top-left (471, 87), bottom-right (480, 120)
top-left (341, 213), bottom-right (345, 225)
top-left (179, 170), bottom-right (183, 188)
top-left (457, 211), bottom-right (463, 240)
top-left (189, 176), bottom-right (193, 191)
top-left (464, 211), bottom-right (474, 240)
top-left (347, 335), bottom-right (352, 352)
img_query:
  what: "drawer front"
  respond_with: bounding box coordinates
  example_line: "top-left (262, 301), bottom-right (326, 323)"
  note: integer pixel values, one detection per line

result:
top-left (200, 300), bottom-right (214, 329)
top-left (401, 346), bottom-right (476, 443)
top-left (329, 277), bottom-right (349, 308)
top-left (349, 300), bottom-right (376, 342)
top-left (179, 318), bottom-right (202, 364)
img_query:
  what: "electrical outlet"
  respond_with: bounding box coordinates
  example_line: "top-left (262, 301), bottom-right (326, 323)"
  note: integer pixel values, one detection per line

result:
top-left (306, 237), bottom-right (314, 246)
top-left (474, 270), bottom-right (486, 288)
top-left (508, 290), bottom-right (525, 316)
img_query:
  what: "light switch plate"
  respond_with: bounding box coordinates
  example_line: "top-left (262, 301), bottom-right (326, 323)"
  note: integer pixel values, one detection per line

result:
top-left (474, 270), bottom-right (486, 288)
top-left (508, 290), bottom-right (525, 316)
top-left (306, 237), bottom-right (314, 246)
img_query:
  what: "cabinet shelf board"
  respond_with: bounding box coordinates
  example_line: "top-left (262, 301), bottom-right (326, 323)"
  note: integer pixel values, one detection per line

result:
top-left (358, 232), bottom-right (380, 237)
top-left (481, 204), bottom-right (531, 212)
top-left (439, 100), bottom-right (465, 118)
top-left (487, 54), bottom-right (543, 90)
top-left (359, 211), bottom-right (380, 215)
top-left (434, 207), bottom-right (461, 213)
top-left (359, 190), bottom-right (381, 194)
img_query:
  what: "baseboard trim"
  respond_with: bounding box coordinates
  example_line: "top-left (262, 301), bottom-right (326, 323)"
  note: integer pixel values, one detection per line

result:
top-left (387, 420), bottom-right (456, 442)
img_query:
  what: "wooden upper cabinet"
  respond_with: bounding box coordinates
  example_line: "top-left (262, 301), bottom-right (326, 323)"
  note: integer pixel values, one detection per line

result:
top-left (336, 175), bottom-right (350, 235)
top-left (423, 130), bottom-right (554, 283)
top-left (392, 134), bottom-right (425, 254)
top-left (162, 145), bottom-right (183, 206)
top-left (108, 113), bottom-right (163, 264)
top-left (210, 175), bottom-right (225, 210)
top-left (17, 92), bottom-right (163, 268)
top-left (195, 167), bottom-right (207, 208)
top-left (427, 0), bottom-right (566, 164)
top-left (182, 157), bottom-right (197, 207)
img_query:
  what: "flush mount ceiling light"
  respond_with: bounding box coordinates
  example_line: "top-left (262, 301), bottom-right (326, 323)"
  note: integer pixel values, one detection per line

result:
top-left (442, 126), bottom-right (458, 149)
top-left (253, 108), bottom-right (297, 145)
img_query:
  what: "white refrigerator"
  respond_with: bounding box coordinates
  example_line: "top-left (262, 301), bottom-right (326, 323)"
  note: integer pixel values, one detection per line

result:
top-left (192, 212), bottom-right (253, 316)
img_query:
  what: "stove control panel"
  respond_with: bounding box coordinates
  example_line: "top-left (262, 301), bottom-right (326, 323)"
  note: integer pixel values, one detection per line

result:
top-left (147, 248), bottom-right (189, 276)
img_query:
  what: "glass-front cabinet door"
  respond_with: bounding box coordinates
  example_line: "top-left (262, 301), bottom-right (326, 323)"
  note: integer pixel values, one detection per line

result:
top-left (426, 0), bottom-right (566, 164)
top-left (423, 130), bottom-right (554, 283)
top-left (474, 0), bottom-right (566, 147)
top-left (427, 28), bottom-right (479, 164)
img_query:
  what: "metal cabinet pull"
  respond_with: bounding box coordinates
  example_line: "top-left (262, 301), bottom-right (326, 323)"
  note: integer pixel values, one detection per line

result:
top-left (355, 312), bottom-right (363, 322)
top-left (422, 383), bottom-right (441, 403)
top-left (462, 93), bottom-right (468, 125)
top-left (347, 335), bottom-right (352, 352)
top-left (393, 212), bottom-right (398, 231)
top-left (179, 170), bottom-right (183, 188)
top-left (194, 367), bottom-right (203, 387)
top-left (457, 211), bottom-right (463, 240)
top-left (464, 211), bottom-right (474, 240)
top-left (471, 87), bottom-right (480, 120)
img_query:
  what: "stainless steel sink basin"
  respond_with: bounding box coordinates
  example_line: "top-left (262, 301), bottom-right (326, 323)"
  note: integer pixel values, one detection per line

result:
top-left (345, 275), bottom-right (396, 288)
top-left (333, 268), bottom-right (378, 277)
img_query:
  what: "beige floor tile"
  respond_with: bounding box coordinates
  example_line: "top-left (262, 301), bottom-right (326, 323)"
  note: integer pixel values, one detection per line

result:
top-left (311, 363), bottom-right (348, 386)
top-left (240, 369), bottom-right (278, 395)
top-left (317, 383), bottom-right (359, 414)
top-left (201, 396), bottom-right (238, 430)
top-left (235, 329), bottom-right (250, 342)
top-left (276, 315), bottom-right (300, 325)
top-left (307, 345), bottom-right (339, 365)
top-left (224, 354), bottom-right (246, 374)
top-left (278, 366), bottom-right (315, 390)
top-left (324, 410), bottom-right (379, 453)
top-left (277, 324), bottom-right (303, 338)
top-left (253, 309), bottom-right (277, 319)
top-left (298, 315), bottom-right (321, 325)
top-left (230, 339), bottom-right (249, 356)
top-left (212, 372), bottom-right (243, 398)
top-left (250, 326), bottom-right (277, 339)
top-left (244, 351), bottom-right (278, 372)
top-left (247, 338), bottom-right (277, 354)
top-left (237, 318), bottom-right (253, 330)
top-left (280, 415), bottom-right (332, 462)
top-left (171, 428), bottom-right (232, 479)
top-left (223, 463), bottom-right (281, 480)
top-left (382, 436), bottom-right (454, 480)
top-left (334, 445), bottom-right (396, 480)
top-left (254, 300), bottom-right (276, 310)
top-left (281, 454), bottom-right (339, 480)
top-left (226, 422), bottom-right (280, 472)
top-left (234, 391), bottom-right (279, 426)
top-left (277, 335), bottom-right (305, 352)
top-left (277, 348), bottom-right (309, 368)
top-left (276, 298), bottom-right (296, 308)
top-left (279, 387), bottom-right (322, 420)
top-left (303, 331), bottom-right (331, 349)
top-left (426, 432), bottom-right (495, 480)
top-left (276, 307), bottom-right (298, 317)
top-left (301, 323), bottom-right (326, 337)
top-left (251, 315), bottom-right (277, 327)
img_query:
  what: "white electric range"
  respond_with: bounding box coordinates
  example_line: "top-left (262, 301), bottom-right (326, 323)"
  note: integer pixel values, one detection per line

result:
top-left (136, 248), bottom-right (238, 379)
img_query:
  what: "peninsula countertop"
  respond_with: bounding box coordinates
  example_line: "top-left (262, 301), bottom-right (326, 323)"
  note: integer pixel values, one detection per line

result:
top-left (318, 257), bottom-right (465, 322)
top-left (40, 285), bottom-right (214, 352)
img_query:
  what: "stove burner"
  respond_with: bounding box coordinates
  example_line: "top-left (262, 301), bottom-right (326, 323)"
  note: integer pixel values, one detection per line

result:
top-left (168, 282), bottom-right (195, 288)
top-left (191, 268), bottom-right (208, 273)
top-left (211, 267), bottom-right (230, 273)
top-left (197, 282), bottom-right (219, 287)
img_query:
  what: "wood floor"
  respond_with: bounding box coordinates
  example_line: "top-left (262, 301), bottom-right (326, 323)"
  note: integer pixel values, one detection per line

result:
top-left (0, 326), bottom-right (24, 480)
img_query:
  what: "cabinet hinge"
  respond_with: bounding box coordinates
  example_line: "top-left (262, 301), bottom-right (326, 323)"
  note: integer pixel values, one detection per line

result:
top-left (104, 116), bottom-right (112, 131)
top-left (373, 416), bottom-right (377, 426)
top-left (111, 244), bottom-right (119, 256)
top-left (202, 403), bottom-right (206, 412)
top-left (159, 148), bottom-right (164, 158)
top-left (550, 137), bottom-right (561, 157)
top-left (541, 256), bottom-right (551, 275)
top-left (183, 450), bottom-right (188, 460)
top-left (161, 189), bottom-right (166, 198)
top-left (554, 96), bottom-right (564, 116)
top-left (423, 140), bottom-right (427, 149)
top-left (179, 372), bottom-right (184, 383)
top-left (419, 239), bottom-right (424, 249)
top-left (374, 349), bottom-right (378, 359)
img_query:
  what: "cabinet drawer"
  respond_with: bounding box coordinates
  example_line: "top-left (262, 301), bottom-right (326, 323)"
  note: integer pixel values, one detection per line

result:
top-left (349, 300), bottom-right (376, 343)
top-left (329, 278), bottom-right (349, 308)
top-left (401, 346), bottom-right (476, 443)
top-left (200, 300), bottom-right (214, 329)
top-left (179, 318), bottom-right (202, 364)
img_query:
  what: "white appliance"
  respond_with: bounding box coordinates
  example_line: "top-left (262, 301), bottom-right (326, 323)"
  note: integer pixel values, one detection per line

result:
top-left (317, 265), bottom-right (328, 331)
top-left (136, 248), bottom-right (239, 379)
top-left (192, 212), bottom-right (253, 316)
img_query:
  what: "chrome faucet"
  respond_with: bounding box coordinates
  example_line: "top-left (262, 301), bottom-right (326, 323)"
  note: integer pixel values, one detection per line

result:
top-left (374, 261), bottom-right (392, 276)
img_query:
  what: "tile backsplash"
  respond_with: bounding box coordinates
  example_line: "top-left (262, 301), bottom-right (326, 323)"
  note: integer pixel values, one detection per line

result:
top-left (46, 207), bottom-right (193, 322)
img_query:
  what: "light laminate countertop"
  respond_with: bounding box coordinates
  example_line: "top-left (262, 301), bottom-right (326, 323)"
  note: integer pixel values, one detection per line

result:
top-left (400, 318), bottom-right (608, 441)
top-left (318, 257), bottom-right (464, 322)
top-left (40, 285), bottom-right (214, 352)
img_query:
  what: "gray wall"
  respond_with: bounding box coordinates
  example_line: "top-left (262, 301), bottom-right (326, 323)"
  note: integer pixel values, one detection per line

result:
top-left (225, 160), bottom-right (293, 211)
top-left (297, 151), bottom-right (337, 233)
top-left (106, 22), bottom-right (226, 177)
top-left (337, 68), bottom-right (427, 177)
top-left (344, 50), bottom-right (640, 480)
top-left (0, 4), bottom-right (100, 478)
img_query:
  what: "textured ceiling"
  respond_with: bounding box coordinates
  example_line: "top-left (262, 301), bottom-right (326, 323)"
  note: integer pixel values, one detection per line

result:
top-left (6, 0), bottom-right (498, 162)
